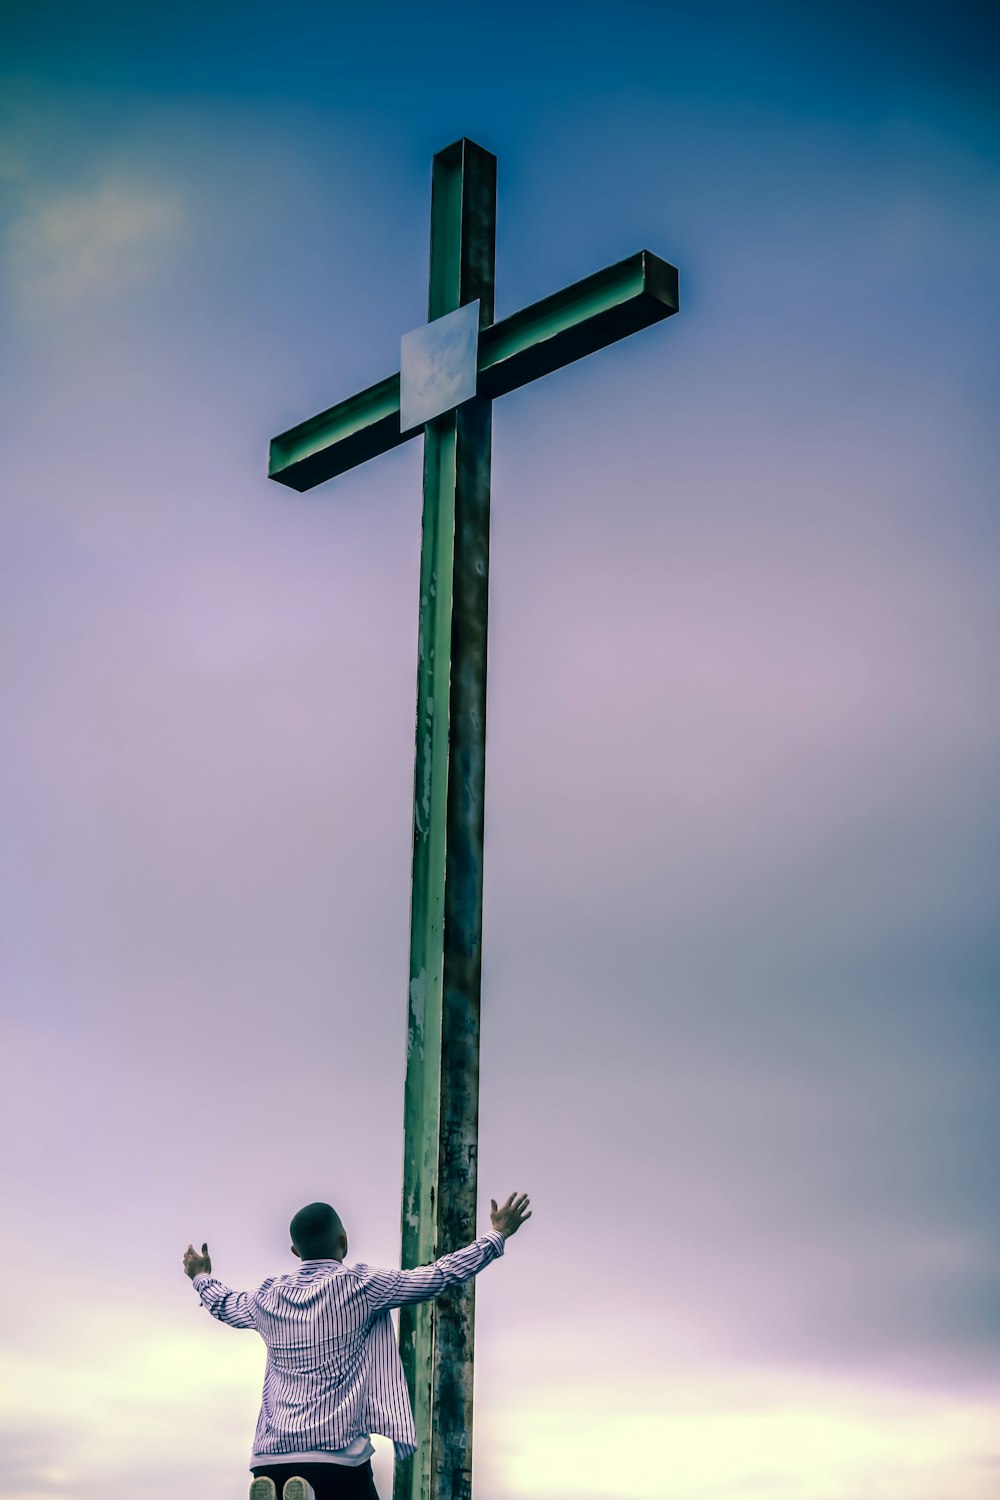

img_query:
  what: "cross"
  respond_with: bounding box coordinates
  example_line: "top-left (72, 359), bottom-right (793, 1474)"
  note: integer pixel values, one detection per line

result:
top-left (268, 138), bottom-right (679, 1500)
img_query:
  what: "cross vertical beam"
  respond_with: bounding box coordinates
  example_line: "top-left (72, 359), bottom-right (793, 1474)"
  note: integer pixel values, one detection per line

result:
top-left (395, 139), bottom-right (496, 1500)
top-left (266, 133), bottom-right (680, 1500)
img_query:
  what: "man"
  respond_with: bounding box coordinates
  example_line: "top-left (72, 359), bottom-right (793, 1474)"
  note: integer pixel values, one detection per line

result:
top-left (183, 1190), bottom-right (532, 1500)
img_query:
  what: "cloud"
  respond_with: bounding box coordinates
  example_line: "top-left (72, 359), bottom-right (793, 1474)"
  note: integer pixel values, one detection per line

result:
top-left (0, 1423), bottom-right (80, 1495)
top-left (3, 1295), bottom-right (997, 1500)
top-left (0, 1307), bottom-right (263, 1499)
top-left (475, 1357), bottom-right (1000, 1500)
top-left (482, 493), bottom-right (1000, 957)
top-left (0, 1298), bottom-right (400, 1500)
top-left (5, 178), bottom-right (182, 312)
top-left (0, 137), bottom-right (30, 184)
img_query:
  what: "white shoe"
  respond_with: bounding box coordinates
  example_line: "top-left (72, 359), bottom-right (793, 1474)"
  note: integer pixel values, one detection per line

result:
top-left (249, 1482), bottom-right (277, 1500)
top-left (282, 1480), bottom-right (317, 1500)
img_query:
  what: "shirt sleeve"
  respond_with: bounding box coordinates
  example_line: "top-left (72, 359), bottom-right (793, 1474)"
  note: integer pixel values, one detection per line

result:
top-left (358, 1230), bottom-right (506, 1315)
top-left (191, 1274), bottom-right (258, 1330)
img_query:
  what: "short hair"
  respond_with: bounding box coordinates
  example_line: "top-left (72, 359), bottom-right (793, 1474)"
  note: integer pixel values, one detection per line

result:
top-left (289, 1201), bottom-right (344, 1257)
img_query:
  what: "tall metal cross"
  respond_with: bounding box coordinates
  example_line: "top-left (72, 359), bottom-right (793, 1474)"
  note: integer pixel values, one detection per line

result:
top-left (268, 138), bottom-right (679, 1500)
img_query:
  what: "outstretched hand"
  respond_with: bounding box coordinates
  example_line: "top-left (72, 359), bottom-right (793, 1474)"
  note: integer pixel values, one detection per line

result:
top-left (490, 1192), bottom-right (532, 1238)
top-left (183, 1242), bottom-right (212, 1279)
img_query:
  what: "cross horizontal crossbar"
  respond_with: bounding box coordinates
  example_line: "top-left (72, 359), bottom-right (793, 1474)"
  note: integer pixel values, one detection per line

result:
top-left (268, 249), bottom-right (678, 492)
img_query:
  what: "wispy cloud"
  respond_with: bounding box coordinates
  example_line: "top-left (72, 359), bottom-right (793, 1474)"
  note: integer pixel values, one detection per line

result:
top-left (0, 136), bottom-right (30, 184)
top-left (476, 1359), bottom-right (1000, 1500)
top-left (4, 1307), bottom-right (996, 1500)
top-left (0, 1308), bottom-right (264, 1499)
top-left (5, 178), bottom-right (182, 312)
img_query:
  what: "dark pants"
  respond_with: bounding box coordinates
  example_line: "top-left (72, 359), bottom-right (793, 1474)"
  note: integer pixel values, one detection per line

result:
top-left (250, 1459), bottom-right (380, 1499)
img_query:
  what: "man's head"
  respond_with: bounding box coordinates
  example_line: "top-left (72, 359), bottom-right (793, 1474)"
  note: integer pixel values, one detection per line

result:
top-left (289, 1202), bottom-right (348, 1262)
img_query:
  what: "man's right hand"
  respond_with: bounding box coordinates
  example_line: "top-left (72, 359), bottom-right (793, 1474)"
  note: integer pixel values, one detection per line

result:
top-left (183, 1242), bottom-right (212, 1279)
top-left (490, 1191), bottom-right (532, 1238)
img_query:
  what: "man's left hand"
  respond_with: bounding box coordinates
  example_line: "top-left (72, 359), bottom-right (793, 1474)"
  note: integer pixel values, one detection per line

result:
top-left (183, 1242), bottom-right (212, 1279)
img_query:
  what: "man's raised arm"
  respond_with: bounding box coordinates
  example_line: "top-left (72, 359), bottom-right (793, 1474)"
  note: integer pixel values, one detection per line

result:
top-left (359, 1191), bottom-right (531, 1315)
top-left (183, 1241), bottom-right (257, 1330)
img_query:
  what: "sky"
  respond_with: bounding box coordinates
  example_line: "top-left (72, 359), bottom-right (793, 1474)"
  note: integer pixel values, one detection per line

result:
top-left (1, 3), bottom-right (998, 1498)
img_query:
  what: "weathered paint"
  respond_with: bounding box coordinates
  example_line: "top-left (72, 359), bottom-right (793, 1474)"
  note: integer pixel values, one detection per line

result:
top-left (265, 138), bottom-right (680, 1500)
top-left (267, 250), bottom-right (678, 492)
top-left (395, 138), bottom-right (495, 1500)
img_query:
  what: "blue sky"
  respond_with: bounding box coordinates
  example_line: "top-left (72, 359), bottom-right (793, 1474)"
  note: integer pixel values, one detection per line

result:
top-left (1, 4), bottom-right (999, 1499)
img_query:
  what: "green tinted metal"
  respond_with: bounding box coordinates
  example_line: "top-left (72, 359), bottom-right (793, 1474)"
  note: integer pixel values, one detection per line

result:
top-left (478, 250), bottom-right (678, 398)
top-left (395, 139), bottom-right (495, 1500)
top-left (399, 409), bottom-right (456, 1500)
top-left (268, 250), bottom-right (677, 493)
top-left (268, 373), bottom-right (404, 491)
top-left (265, 139), bottom-right (680, 1500)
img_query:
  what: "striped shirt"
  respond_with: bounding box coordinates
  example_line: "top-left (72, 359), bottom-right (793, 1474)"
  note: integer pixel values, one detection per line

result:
top-left (191, 1229), bottom-right (506, 1467)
